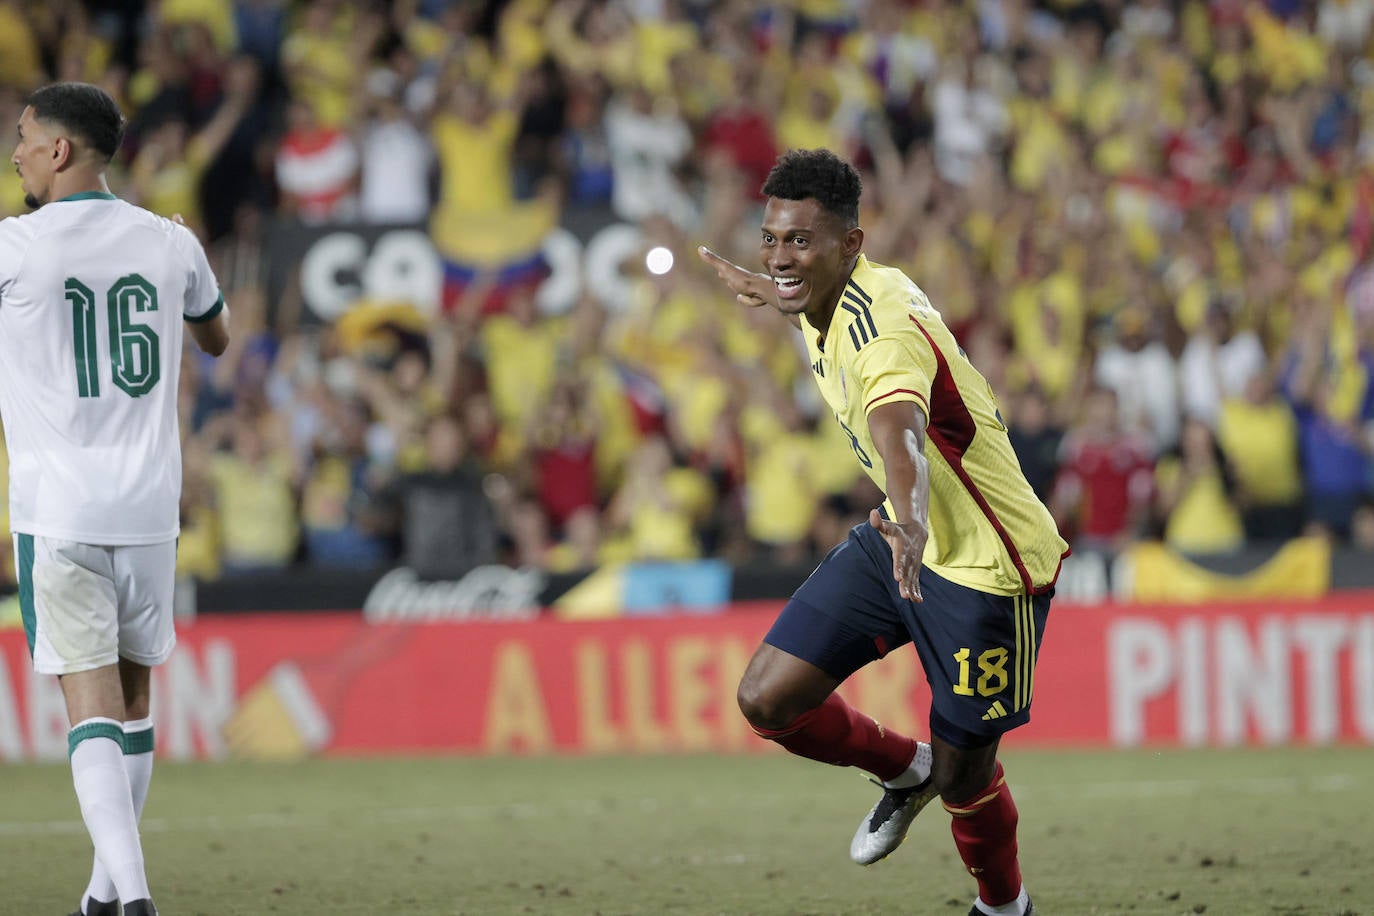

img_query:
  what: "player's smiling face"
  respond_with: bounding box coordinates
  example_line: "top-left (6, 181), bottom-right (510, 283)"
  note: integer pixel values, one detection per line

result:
top-left (759, 196), bottom-right (863, 329)
top-left (12, 107), bottom-right (60, 209)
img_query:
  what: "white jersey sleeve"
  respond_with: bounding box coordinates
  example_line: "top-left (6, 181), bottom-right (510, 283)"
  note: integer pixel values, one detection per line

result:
top-left (175, 223), bottom-right (224, 322)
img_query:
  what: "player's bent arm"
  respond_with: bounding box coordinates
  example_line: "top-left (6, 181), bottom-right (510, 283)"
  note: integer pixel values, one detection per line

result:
top-left (187, 307), bottom-right (230, 357)
top-left (867, 400), bottom-right (932, 600)
top-left (696, 246), bottom-right (800, 328)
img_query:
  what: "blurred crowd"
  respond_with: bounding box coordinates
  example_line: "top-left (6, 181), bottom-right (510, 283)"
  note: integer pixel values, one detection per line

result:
top-left (2, 0), bottom-right (1374, 584)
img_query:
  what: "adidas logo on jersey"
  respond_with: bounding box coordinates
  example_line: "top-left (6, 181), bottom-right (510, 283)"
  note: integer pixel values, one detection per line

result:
top-left (981, 701), bottom-right (1009, 721)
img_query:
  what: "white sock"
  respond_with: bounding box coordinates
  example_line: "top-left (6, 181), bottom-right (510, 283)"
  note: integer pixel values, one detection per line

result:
top-left (974, 885), bottom-right (1030, 915)
top-left (882, 740), bottom-right (933, 789)
top-left (69, 718), bottom-right (150, 904)
top-left (83, 718), bottom-right (154, 908)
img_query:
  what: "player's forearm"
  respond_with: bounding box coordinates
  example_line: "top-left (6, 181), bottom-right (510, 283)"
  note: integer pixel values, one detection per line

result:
top-left (868, 402), bottom-right (932, 529)
top-left (883, 436), bottom-right (931, 529)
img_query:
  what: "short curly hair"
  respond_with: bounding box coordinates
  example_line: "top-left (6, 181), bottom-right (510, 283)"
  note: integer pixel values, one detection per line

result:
top-left (27, 83), bottom-right (126, 163)
top-left (761, 149), bottom-right (862, 228)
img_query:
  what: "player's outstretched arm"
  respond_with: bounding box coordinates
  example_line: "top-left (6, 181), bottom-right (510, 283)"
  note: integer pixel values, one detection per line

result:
top-left (867, 400), bottom-right (931, 602)
top-left (697, 246), bottom-right (801, 329)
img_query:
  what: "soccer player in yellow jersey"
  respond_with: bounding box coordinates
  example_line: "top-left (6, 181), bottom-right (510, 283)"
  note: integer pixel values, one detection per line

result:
top-left (700, 149), bottom-right (1067, 916)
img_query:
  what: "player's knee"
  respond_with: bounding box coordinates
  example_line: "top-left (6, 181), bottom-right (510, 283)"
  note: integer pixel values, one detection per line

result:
top-left (931, 735), bottom-right (1001, 803)
top-left (736, 677), bottom-right (801, 731)
top-left (935, 769), bottom-right (983, 804)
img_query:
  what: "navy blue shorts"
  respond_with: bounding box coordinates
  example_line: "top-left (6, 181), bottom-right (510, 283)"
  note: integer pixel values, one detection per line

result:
top-left (765, 520), bottom-right (1051, 747)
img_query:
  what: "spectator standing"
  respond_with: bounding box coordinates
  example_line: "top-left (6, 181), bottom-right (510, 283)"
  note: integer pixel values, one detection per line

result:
top-left (1178, 297), bottom-right (1267, 428)
top-left (207, 413), bottom-right (300, 573)
top-left (1154, 417), bottom-right (1245, 555)
top-left (604, 82), bottom-right (694, 227)
top-left (355, 69), bottom-right (434, 225)
top-left (1051, 386), bottom-right (1156, 554)
top-left (1093, 306), bottom-right (1181, 453)
top-left (1282, 300), bottom-right (1374, 538)
top-left (1007, 385), bottom-right (1063, 505)
top-left (299, 397), bottom-right (390, 569)
top-left (1217, 370), bottom-right (1304, 541)
top-left (274, 98), bottom-right (358, 223)
top-left (382, 414), bottom-right (499, 581)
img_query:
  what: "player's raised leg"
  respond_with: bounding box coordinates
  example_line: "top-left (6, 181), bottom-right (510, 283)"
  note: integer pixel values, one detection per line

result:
top-left (738, 642), bottom-right (937, 864)
top-left (738, 559), bottom-right (937, 859)
top-left (738, 643), bottom-right (924, 781)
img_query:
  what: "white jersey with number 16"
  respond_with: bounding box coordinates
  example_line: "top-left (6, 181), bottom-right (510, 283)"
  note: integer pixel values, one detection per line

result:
top-left (0, 192), bottom-right (223, 545)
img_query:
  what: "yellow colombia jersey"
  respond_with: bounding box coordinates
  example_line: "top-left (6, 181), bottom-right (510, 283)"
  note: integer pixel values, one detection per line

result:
top-left (802, 255), bottom-right (1069, 596)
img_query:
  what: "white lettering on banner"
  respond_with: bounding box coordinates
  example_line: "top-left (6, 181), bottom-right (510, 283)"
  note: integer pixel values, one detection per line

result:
top-left (363, 566), bottom-right (543, 622)
top-left (29, 667), bottom-right (67, 759)
top-left (1178, 619), bottom-right (1208, 746)
top-left (297, 230), bottom-right (441, 323)
top-left (537, 221), bottom-right (650, 316)
top-left (154, 640), bottom-right (236, 760)
top-left (582, 224), bottom-right (644, 314)
top-left (1108, 619), bottom-right (1172, 746)
top-left (1108, 614), bottom-right (1374, 747)
top-left (1215, 618), bottom-right (1290, 745)
top-left (536, 227), bottom-right (583, 316)
top-left (299, 232), bottom-right (366, 320)
top-left (1290, 617), bottom-right (1349, 743)
top-left (360, 231), bottom-right (441, 316)
top-left (1357, 618), bottom-right (1374, 740)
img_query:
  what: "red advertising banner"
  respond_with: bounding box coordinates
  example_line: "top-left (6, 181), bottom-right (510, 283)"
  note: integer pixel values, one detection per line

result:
top-left (1, 593), bottom-right (1372, 761)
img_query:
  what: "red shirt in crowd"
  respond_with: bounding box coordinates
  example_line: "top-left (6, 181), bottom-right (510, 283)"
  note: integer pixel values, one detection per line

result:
top-left (1052, 431), bottom-right (1155, 547)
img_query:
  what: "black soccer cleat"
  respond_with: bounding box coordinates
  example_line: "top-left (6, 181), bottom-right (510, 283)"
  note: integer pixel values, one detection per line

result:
top-left (68, 897), bottom-right (119, 916)
top-left (121, 900), bottom-right (158, 916)
top-left (967, 897), bottom-right (1033, 916)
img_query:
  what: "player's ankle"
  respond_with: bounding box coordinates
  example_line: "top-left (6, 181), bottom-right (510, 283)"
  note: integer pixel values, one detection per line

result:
top-left (973, 885), bottom-right (1029, 915)
top-left (882, 740), bottom-right (932, 789)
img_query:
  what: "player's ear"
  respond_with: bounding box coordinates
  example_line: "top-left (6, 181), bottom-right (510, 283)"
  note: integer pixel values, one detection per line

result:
top-left (843, 225), bottom-right (864, 259)
top-left (51, 136), bottom-right (71, 170)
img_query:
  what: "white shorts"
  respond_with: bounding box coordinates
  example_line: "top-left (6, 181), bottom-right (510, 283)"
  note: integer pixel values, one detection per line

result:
top-left (15, 534), bottom-right (177, 675)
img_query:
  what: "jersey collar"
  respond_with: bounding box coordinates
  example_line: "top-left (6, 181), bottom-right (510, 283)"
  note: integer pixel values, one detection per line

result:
top-left (818, 253), bottom-right (869, 345)
top-left (55, 191), bottom-right (117, 202)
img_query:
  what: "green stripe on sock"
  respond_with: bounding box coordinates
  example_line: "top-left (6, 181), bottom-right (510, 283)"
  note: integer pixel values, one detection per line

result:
top-left (123, 724), bottom-right (154, 755)
top-left (68, 721), bottom-right (125, 758)
top-left (16, 533), bottom-right (36, 657)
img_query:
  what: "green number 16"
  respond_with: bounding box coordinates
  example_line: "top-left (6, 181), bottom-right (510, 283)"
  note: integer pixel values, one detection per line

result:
top-left (68, 273), bottom-right (161, 399)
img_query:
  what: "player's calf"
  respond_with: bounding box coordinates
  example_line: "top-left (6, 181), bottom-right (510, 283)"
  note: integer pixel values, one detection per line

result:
top-left (946, 761), bottom-right (1029, 916)
top-left (68, 718), bottom-right (150, 906)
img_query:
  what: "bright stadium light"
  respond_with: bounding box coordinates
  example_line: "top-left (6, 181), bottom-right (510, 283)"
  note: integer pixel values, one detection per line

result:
top-left (645, 246), bottom-right (674, 275)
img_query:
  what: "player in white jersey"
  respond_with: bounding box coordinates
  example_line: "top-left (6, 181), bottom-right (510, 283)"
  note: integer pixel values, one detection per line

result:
top-left (2, 83), bottom-right (230, 916)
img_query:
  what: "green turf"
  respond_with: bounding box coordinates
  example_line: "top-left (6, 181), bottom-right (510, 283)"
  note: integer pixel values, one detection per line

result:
top-left (2, 747), bottom-right (1370, 915)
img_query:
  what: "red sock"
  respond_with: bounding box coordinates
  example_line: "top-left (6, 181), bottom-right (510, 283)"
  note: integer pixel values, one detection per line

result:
top-left (749, 693), bottom-right (917, 781)
top-left (944, 761), bottom-right (1022, 907)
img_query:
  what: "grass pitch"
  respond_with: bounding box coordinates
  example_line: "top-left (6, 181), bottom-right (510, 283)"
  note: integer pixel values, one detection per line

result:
top-left (2, 747), bottom-right (1370, 915)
